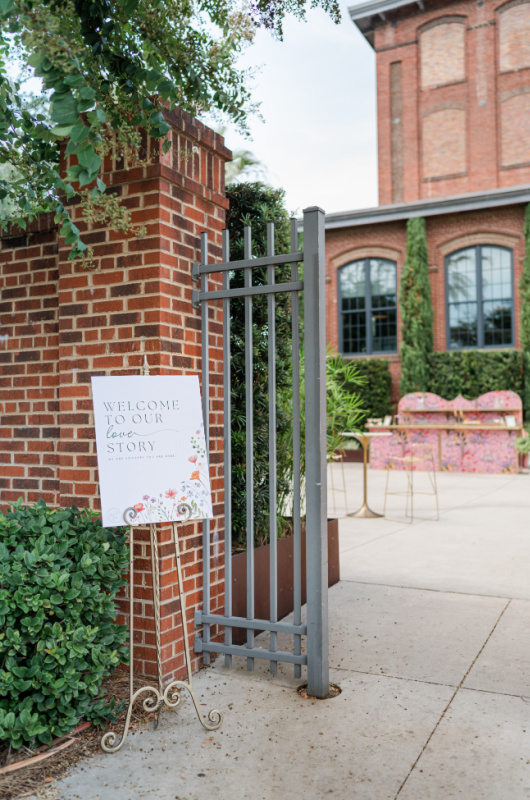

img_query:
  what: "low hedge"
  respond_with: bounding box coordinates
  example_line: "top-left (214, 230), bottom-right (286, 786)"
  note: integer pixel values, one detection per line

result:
top-left (0, 499), bottom-right (129, 750)
top-left (347, 358), bottom-right (392, 421)
top-left (426, 350), bottom-right (524, 403)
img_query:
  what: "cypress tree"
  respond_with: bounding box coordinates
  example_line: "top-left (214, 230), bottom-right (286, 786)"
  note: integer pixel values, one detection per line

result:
top-left (518, 203), bottom-right (530, 417)
top-left (399, 216), bottom-right (434, 395)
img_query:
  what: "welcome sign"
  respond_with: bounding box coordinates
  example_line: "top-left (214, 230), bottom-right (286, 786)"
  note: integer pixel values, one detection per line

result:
top-left (91, 375), bottom-right (213, 527)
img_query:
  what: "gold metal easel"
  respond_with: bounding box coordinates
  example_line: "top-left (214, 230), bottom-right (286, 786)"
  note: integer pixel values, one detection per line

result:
top-left (101, 350), bottom-right (222, 753)
top-left (101, 504), bottom-right (222, 753)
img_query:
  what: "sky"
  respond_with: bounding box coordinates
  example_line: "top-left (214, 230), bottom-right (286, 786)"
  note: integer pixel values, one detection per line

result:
top-left (7, 3), bottom-right (378, 217)
top-left (213, 0), bottom-right (379, 216)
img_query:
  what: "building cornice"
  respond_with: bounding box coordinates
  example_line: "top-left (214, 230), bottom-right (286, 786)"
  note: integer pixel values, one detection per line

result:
top-left (349, 0), bottom-right (435, 46)
top-left (301, 185), bottom-right (530, 231)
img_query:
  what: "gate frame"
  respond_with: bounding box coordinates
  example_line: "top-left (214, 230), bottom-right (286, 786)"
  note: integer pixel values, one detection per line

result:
top-left (192, 206), bottom-right (329, 698)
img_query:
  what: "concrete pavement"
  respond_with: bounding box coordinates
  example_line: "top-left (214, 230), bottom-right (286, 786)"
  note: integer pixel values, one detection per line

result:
top-left (57, 466), bottom-right (530, 800)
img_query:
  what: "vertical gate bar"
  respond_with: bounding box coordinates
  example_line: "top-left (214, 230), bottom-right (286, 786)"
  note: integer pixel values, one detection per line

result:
top-left (244, 225), bottom-right (255, 670)
top-left (200, 232), bottom-right (211, 665)
top-left (290, 217), bottom-right (302, 679)
top-left (267, 221), bottom-right (278, 675)
top-left (222, 229), bottom-right (232, 668)
top-left (302, 206), bottom-right (329, 698)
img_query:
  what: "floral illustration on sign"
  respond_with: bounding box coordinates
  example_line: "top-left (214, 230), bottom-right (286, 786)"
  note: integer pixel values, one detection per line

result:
top-left (127, 423), bottom-right (212, 523)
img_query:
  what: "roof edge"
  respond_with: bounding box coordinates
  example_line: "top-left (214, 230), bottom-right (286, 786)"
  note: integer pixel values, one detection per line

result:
top-left (298, 185), bottom-right (530, 230)
top-left (348, 0), bottom-right (424, 45)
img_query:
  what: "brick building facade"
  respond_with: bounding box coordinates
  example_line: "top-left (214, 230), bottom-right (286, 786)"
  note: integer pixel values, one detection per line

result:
top-left (0, 109), bottom-right (231, 680)
top-left (328, 0), bottom-right (530, 397)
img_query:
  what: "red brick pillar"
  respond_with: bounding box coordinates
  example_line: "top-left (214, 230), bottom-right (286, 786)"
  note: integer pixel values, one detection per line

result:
top-left (0, 216), bottom-right (60, 505)
top-left (1, 109), bottom-right (231, 681)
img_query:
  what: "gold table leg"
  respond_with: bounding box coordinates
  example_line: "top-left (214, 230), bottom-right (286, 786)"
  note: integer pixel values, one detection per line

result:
top-left (348, 437), bottom-right (382, 518)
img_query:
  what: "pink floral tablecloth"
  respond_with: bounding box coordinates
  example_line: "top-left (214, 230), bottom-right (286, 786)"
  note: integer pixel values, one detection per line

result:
top-left (369, 391), bottom-right (522, 474)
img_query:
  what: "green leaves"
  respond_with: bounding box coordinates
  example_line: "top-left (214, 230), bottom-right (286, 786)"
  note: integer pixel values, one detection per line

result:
top-left (0, 0), bottom-right (339, 264)
top-left (353, 359), bottom-right (393, 422)
top-left (0, 0), bottom-right (15, 17)
top-left (50, 93), bottom-right (79, 126)
top-left (0, 502), bottom-right (129, 749)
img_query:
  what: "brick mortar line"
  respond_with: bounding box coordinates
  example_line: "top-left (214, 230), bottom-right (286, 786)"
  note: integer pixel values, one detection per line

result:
top-left (393, 598), bottom-right (512, 799)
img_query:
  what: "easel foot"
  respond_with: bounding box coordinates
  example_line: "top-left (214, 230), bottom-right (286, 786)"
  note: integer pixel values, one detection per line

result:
top-left (101, 679), bottom-right (222, 753)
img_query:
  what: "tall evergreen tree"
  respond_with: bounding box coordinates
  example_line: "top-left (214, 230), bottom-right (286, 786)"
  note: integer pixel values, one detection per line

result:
top-left (399, 216), bottom-right (434, 395)
top-left (225, 182), bottom-right (293, 548)
top-left (518, 203), bottom-right (530, 417)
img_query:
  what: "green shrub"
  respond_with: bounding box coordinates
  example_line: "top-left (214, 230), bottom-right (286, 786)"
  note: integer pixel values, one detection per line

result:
top-left (516, 436), bottom-right (530, 454)
top-left (226, 182), bottom-right (294, 548)
top-left (0, 499), bottom-right (129, 750)
top-left (350, 358), bottom-right (392, 420)
top-left (325, 354), bottom-right (366, 453)
top-left (277, 351), bottom-right (365, 510)
top-left (426, 350), bottom-right (524, 402)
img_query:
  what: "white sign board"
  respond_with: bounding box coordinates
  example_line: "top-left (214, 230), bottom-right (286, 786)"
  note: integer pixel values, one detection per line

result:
top-left (91, 375), bottom-right (213, 527)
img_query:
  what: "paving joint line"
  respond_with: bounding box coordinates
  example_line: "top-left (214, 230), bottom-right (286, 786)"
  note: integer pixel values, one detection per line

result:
top-left (331, 663), bottom-right (530, 702)
top-left (459, 684), bottom-right (530, 702)
top-left (337, 578), bottom-right (516, 600)
top-left (392, 598), bottom-right (512, 799)
top-left (330, 664), bottom-right (458, 689)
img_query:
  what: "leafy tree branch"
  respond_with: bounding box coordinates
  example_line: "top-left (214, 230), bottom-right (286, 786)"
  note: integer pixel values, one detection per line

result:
top-left (0, 0), bottom-right (339, 261)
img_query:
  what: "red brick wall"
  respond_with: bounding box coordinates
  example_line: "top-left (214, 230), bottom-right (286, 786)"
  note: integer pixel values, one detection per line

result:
top-left (0, 108), bottom-right (231, 681)
top-left (422, 107), bottom-right (467, 179)
top-left (0, 216), bottom-right (59, 503)
top-left (326, 203), bottom-right (526, 401)
top-left (420, 19), bottom-right (466, 89)
top-left (500, 91), bottom-right (530, 166)
top-left (373, 0), bottom-right (530, 204)
top-left (499, 0), bottom-right (530, 71)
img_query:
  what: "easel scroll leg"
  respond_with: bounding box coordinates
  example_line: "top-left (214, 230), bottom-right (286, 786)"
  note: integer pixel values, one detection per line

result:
top-left (102, 510), bottom-right (166, 754)
top-left (170, 514), bottom-right (222, 731)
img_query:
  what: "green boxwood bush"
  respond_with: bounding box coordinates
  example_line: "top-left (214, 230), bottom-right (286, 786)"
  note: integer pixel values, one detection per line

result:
top-left (426, 350), bottom-right (524, 402)
top-left (346, 358), bottom-right (392, 421)
top-left (0, 499), bottom-right (129, 750)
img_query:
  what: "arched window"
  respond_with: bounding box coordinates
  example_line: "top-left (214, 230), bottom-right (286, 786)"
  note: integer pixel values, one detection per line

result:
top-left (446, 246), bottom-right (514, 349)
top-left (338, 258), bottom-right (398, 355)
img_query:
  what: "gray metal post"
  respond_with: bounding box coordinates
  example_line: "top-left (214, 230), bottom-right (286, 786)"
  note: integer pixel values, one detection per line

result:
top-left (200, 232), bottom-right (211, 665)
top-left (303, 206), bottom-right (329, 698)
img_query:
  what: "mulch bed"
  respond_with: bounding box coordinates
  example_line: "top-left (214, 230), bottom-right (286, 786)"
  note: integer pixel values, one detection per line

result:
top-left (0, 670), bottom-right (164, 800)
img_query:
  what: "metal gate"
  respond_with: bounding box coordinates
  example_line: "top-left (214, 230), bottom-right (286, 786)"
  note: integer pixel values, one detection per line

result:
top-left (192, 206), bottom-right (329, 697)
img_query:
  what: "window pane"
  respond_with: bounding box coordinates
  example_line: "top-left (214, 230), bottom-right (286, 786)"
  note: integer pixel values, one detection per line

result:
top-left (447, 248), bottom-right (477, 302)
top-left (446, 245), bottom-right (513, 349)
top-left (340, 261), bottom-right (366, 307)
top-left (372, 308), bottom-right (397, 352)
top-left (342, 295), bottom-right (365, 312)
top-left (342, 312), bottom-right (367, 354)
top-left (449, 302), bottom-right (478, 348)
top-left (340, 261), bottom-right (367, 354)
top-left (483, 300), bottom-right (513, 346)
top-left (370, 259), bottom-right (397, 309)
top-left (339, 258), bottom-right (397, 355)
top-left (481, 247), bottom-right (512, 301)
